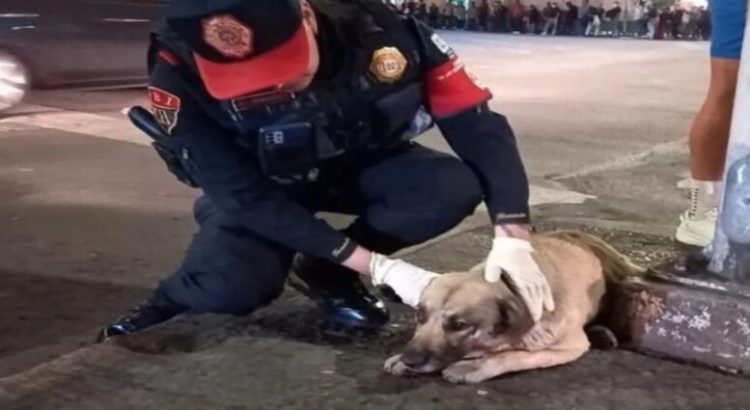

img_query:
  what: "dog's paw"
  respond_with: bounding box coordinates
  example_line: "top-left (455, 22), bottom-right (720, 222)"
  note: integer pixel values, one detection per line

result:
top-left (442, 360), bottom-right (488, 384)
top-left (383, 354), bottom-right (412, 377)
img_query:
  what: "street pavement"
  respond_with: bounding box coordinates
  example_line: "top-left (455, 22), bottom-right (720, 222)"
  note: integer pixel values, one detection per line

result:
top-left (1, 33), bottom-right (739, 409)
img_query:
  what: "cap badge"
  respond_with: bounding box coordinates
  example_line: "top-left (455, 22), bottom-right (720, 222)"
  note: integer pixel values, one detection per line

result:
top-left (202, 15), bottom-right (254, 59)
top-left (369, 47), bottom-right (408, 83)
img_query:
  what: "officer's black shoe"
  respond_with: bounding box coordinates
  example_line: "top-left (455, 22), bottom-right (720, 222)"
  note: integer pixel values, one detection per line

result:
top-left (288, 254), bottom-right (390, 330)
top-left (96, 294), bottom-right (184, 343)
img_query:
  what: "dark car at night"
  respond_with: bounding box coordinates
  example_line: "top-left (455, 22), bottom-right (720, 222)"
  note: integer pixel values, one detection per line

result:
top-left (0, 0), bottom-right (167, 111)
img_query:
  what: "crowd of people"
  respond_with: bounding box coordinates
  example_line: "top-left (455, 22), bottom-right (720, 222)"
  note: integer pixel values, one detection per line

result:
top-left (389, 0), bottom-right (712, 40)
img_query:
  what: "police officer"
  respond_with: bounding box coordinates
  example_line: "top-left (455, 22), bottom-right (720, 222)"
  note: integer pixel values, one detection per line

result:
top-left (99, 0), bottom-right (554, 339)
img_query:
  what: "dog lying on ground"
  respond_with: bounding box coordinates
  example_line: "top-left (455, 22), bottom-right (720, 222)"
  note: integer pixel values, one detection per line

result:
top-left (384, 231), bottom-right (644, 384)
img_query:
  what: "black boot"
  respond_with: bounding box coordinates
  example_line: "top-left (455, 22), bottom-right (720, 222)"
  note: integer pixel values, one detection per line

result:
top-left (96, 293), bottom-right (185, 342)
top-left (288, 254), bottom-right (389, 330)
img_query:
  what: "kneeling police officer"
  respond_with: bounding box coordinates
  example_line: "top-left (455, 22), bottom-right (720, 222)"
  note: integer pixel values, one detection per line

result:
top-left (99, 0), bottom-right (554, 339)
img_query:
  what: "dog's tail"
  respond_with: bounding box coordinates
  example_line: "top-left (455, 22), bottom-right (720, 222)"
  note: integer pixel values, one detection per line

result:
top-left (543, 230), bottom-right (646, 284)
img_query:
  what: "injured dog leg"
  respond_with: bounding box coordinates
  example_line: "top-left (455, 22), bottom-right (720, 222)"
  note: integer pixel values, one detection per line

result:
top-left (442, 332), bottom-right (590, 384)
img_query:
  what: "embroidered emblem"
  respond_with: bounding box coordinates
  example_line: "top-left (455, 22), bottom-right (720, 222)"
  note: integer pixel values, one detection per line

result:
top-left (148, 87), bottom-right (181, 135)
top-left (202, 15), bottom-right (254, 59)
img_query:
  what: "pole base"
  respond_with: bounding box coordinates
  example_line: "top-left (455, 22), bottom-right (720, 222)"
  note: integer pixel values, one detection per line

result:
top-left (609, 260), bottom-right (750, 374)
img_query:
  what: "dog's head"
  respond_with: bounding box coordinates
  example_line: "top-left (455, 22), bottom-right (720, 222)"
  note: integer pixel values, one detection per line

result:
top-left (396, 270), bottom-right (534, 374)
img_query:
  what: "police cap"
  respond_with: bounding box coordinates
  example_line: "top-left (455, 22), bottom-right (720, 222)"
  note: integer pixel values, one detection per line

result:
top-left (165, 0), bottom-right (312, 99)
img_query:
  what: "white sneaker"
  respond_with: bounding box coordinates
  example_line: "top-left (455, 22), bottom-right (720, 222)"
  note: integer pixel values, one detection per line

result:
top-left (675, 208), bottom-right (718, 247)
top-left (676, 177), bottom-right (692, 190)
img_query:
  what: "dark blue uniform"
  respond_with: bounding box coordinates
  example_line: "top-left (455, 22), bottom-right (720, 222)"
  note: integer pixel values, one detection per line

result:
top-left (123, 0), bottom-right (529, 325)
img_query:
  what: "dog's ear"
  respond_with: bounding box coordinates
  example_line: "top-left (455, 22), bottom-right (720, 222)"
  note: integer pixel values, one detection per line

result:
top-left (493, 298), bottom-right (533, 336)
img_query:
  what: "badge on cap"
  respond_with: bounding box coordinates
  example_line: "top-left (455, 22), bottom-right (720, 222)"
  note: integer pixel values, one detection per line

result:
top-left (369, 47), bottom-right (408, 84)
top-left (202, 15), bottom-right (254, 59)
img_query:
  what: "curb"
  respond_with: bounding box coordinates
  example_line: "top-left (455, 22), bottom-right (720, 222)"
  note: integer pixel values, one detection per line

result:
top-left (611, 275), bottom-right (750, 375)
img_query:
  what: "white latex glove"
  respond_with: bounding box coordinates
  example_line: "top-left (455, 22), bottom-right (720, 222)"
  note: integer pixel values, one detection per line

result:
top-left (484, 237), bottom-right (555, 321)
top-left (369, 253), bottom-right (439, 307)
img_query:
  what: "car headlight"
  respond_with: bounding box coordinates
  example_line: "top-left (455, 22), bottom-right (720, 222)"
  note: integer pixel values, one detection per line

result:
top-left (0, 50), bottom-right (29, 111)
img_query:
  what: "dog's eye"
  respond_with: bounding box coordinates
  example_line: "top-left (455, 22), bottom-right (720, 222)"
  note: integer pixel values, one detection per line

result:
top-left (444, 317), bottom-right (471, 332)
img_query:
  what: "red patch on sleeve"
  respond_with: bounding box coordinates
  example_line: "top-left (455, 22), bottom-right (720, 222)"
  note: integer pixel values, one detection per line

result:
top-left (148, 87), bottom-right (181, 110)
top-left (424, 57), bottom-right (492, 118)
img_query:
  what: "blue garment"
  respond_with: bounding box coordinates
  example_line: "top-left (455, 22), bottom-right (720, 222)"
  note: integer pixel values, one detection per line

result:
top-left (710, 0), bottom-right (747, 59)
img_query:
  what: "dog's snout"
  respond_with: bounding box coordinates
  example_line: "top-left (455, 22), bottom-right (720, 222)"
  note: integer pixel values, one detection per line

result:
top-left (401, 346), bottom-right (430, 368)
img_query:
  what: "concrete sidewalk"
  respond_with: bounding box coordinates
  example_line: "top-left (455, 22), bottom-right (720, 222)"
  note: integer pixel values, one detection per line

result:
top-left (2, 225), bottom-right (749, 410)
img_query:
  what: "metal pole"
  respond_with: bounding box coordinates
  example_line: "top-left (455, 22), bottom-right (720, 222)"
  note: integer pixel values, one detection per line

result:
top-left (709, 5), bottom-right (750, 282)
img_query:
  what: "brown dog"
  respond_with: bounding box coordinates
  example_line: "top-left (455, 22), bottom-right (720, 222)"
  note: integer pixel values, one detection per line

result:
top-left (384, 231), bottom-right (643, 384)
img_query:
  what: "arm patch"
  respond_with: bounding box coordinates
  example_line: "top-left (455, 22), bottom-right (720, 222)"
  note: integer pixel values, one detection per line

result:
top-left (148, 86), bottom-right (181, 135)
top-left (424, 57), bottom-right (492, 118)
top-left (406, 19), bottom-right (492, 117)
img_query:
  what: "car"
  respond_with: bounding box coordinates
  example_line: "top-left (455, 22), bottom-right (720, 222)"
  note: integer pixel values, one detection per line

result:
top-left (0, 0), bottom-right (168, 111)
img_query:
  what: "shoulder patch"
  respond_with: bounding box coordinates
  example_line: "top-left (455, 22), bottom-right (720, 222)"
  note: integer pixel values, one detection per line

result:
top-left (148, 87), bottom-right (181, 135)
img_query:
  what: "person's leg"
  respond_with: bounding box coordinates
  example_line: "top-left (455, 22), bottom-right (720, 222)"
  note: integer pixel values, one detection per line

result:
top-left (99, 196), bottom-right (292, 339)
top-left (345, 144), bottom-right (483, 255)
top-left (689, 59), bottom-right (740, 182)
top-left (676, 0), bottom-right (745, 247)
top-left (287, 143), bottom-right (482, 312)
top-left (157, 196), bottom-right (292, 314)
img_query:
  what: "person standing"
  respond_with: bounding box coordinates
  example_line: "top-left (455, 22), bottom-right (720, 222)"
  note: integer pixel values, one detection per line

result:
top-left (478, 0), bottom-right (490, 31)
top-left (494, 1), bottom-right (510, 32)
top-left (645, 1), bottom-right (658, 39)
top-left (604, 1), bottom-right (622, 37)
top-left (467, 1), bottom-right (479, 30)
top-left (676, 0), bottom-right (747, 247)
top-left (542, 2), bottom-right (560, 35)
top-left (455, 2), bottom-right (467, 29)
top-left (528, 4), bottom-right (542, 34)
top-left (673, 4), bottom-right (685, 39)
top-left (429, 1), bottom-right (441, 27)
top-left (509, 0), bottom-right (525, 33)
top-left (443, 0), bottom-right (456, 28)
top-left (578, 0), bottom-right (591, 36)
top-left (585, 3), bottom-right (603, 36)
top-left (417, 0), bottom-right (429, 21)
top-left (632, 0), bottom-right (645, 37)
top-left (563, 1), bottom-right (578, 35)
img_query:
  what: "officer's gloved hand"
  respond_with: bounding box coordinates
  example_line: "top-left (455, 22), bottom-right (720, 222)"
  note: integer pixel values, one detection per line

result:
top-left (484, 237), bottom-right (555, 322)
top-left (369, 253), bottom-right (439, 307)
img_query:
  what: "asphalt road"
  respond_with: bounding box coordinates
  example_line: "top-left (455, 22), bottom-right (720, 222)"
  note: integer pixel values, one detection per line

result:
top-left (0, 33), bottom-right (724, 408)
